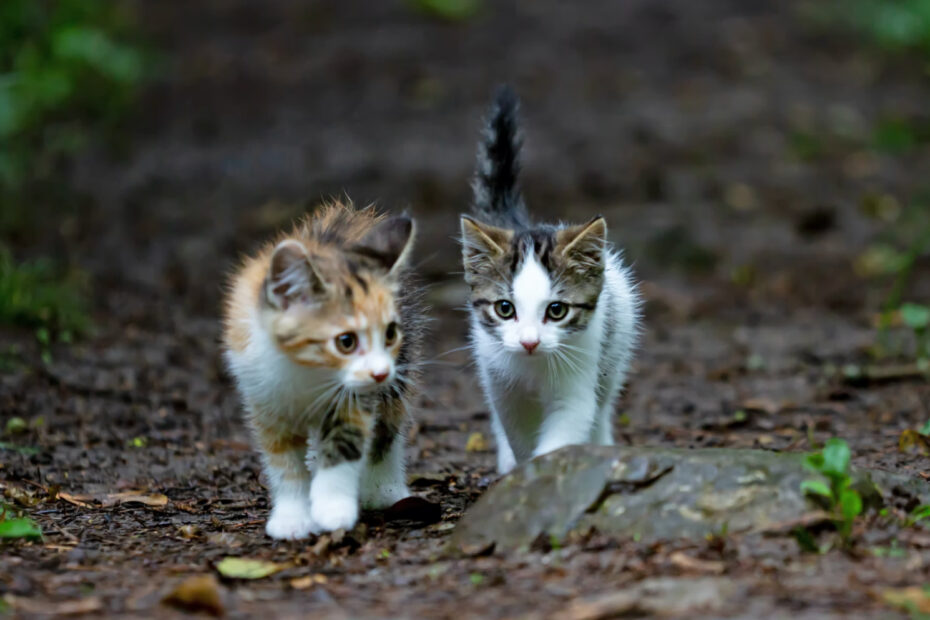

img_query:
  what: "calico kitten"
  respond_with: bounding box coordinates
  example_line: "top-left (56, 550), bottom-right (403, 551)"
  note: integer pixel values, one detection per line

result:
top-left (461, 88), bottom-right (640, 474)
top-left (222, 202), bottom-right (422, 539)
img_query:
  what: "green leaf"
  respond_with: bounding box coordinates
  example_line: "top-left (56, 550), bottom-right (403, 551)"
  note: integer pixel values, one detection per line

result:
top-left (909, 504), bottom-right (930, 526)
top-left (839, 489), bottom-right (863, 522)
top-left (0, 441), bottom-right (40, 456)
top-left (803, 452), bottom-right (825, 472)
top-left (901, 303), bottom-right (930, 330)
top-left (215, 557), bottom-right (287, 579)
top-left (821, 438), bottom-right (851, 477)
top-left (0, 517), bottom-right (42, 540)
top-left (920, 420), bottom-right (930, 436)
top-left (800, 479), bottom-right (832, 498)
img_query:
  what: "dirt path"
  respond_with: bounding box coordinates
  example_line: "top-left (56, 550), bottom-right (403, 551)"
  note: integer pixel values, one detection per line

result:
top-left (3, 0), bottom-right (930, 617)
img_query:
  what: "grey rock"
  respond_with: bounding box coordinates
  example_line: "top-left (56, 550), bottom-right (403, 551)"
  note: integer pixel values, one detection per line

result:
top-left (449, 445), bottom-right (930, 553)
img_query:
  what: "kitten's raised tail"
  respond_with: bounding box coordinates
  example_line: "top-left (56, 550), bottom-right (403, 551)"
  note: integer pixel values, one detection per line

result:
top-left (471, 85), bottom-right (529, 229)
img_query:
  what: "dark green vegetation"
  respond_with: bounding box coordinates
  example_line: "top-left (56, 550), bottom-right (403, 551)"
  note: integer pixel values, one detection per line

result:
top-left (0, 247), bottom-right (88, 341)
top-left (0, 0), bottom-right (151, 342)
top-left (0, 0), bottom-right (147, 193)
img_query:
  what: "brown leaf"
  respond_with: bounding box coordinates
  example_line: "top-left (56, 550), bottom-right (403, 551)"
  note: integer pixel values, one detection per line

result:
top-left (383, 496), bottom-right (442, 524)
top-left (290, 574), bottom-right (327, 590)
top-left (668, 551), bottom-right (725, 574)
top-left (465, 432), bottom-right (488, 452)
top-left (740, 397), bottom-right (784, 415)
top-left (58, 491), bottom-right (169, 509)
top-left (899, 429), bottom-right (930, 456)
top-left (58, 492), bottom-right (94, 508)
top-left (162, 574), bottom-right (224, 616)
top-left (879, 586), bottom-right (930, 614)
top-left (5, 595), bottom-right (103, 616)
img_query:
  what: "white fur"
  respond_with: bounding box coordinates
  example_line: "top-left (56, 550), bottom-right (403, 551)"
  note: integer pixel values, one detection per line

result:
top-left (225, 305), bottom-right (408, 539)
top-left (309, 461), bottom-right (362, 532)
top-left (471, 251), bottom-right (638, 473)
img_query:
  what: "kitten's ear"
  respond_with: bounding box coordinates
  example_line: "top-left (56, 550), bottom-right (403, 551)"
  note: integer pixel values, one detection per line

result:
top-left (266, 240), bottom-right (325, 309)
top-left (351, 216), bottom-right (415, 273)
top-left (460, 216), bottom-right (512, 268)
top-left (557, 216), bottom-right (607, 269)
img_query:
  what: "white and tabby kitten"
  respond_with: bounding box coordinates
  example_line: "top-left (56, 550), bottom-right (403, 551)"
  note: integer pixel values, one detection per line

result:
top-left (461, 87), bottom-right (640, 474)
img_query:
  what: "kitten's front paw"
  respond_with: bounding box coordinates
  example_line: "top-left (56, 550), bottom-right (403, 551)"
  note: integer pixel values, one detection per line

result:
top-left (265, 501), bottom-right (315, 540)
top-left (309, 495), bottom-right (358, 532)
top-left (362, 484), bottom-right (410, 510)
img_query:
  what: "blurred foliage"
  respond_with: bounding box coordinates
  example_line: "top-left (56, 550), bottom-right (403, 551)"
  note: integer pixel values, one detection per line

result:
top-left (407, 0), bottom-right (482, 21)
top-left (0, 0), bottom-right (149, 193)
top-left (845, 0), bottom-right (930, 54)
top-left (0, 246), bottom-right (90, 341)
top-left (858, 197), bottom-right (930, 360)
top-left (804, 0), bottom-right (930, 56)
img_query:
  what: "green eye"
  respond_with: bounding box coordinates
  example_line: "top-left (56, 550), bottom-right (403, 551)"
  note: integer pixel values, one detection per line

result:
top-left (334, 332), bottom-right (358, 354)
top-left (385, 322), bottom-right (399, 346)
top-left (494, 300), bottom-right (516, 320)
top-left (546, 302), bottom-right (568, 321)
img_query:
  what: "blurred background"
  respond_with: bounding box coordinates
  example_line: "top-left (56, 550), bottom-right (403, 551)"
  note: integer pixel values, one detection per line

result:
top-left (4, 0), bottom-right (930, 614)
top-left (3, 0), bottom-right (930, 344)
top-left (3, 0), bottom-right (930, 461)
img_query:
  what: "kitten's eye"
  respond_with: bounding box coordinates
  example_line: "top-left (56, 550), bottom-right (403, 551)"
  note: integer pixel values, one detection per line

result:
top-left (494, 300), bottom-right (516, 320)
top-left (546, 302), bottom-right (569, 321)
top-left (334, 332), bottom-right (358, 354)
top-left (385, 322), bottom-right (399, 346)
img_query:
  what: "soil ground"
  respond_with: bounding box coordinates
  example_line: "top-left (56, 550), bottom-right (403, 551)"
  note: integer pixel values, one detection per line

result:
top-left (3, 0), bottom-right (930, 617)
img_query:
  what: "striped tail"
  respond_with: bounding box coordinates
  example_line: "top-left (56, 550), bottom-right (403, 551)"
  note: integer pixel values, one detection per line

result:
top-left (470, 85), bottom-right (529, 229)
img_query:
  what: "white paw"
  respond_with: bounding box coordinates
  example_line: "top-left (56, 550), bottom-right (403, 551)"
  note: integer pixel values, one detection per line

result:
top-left (265, 501), bottom-right (315, 540)
top-left (362, 484), bottom-right (410, 510)
top-left (309, 495), bottom-right (358, 532)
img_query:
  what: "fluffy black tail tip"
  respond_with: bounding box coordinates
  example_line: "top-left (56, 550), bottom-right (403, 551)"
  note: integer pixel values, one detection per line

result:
top-left (471, 85), bottom-right (528, 228)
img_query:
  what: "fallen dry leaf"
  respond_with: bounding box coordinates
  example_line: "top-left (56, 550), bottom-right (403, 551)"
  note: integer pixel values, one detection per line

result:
top-left (58, 491), bottom-right (169, 509)
top-left (740, 397), bottom-right (783, 415)
top-left (668, 551), bottom-right (725, 574)
top-left (290, 574), bottom-right (328, 590)
top-left (162, 574), bottom-right (224, 616)
top-left (465, 432), bottom-right (488, 452)
top-left (215, 557), bottom-right (289, 579)
top-left (5, 594), bottom-right (103, 616)
top-left (899, 430), bottom-right (930, 456)
top-left (57, 492), bottom-right (94, 508)
top-left (879, 586), bottom-right (930, 614)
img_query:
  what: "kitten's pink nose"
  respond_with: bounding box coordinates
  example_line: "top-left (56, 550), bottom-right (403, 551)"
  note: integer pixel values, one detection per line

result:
top-left (520, 339), bottom-right (540, 354)
top-left (370, 370), bottom-right (389, 383)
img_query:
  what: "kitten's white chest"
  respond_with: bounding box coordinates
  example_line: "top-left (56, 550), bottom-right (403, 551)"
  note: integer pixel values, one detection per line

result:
top-left (225, 314), bottom-right (334, 429)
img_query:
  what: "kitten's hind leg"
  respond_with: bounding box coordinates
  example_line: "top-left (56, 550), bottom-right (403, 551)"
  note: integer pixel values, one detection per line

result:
top-left (309, 405), bottom-right (371, 532)
top-left (361, 403), bottom-right (411, 510)
top-left (257, 428), bottom-right (315, 540)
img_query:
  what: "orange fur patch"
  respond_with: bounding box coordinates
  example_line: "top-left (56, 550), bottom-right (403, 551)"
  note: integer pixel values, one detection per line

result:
top-left (221, 201), bottom-right (402, 367)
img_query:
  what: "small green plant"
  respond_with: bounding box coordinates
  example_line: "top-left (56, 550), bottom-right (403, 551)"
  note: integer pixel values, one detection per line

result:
top-left (800, 438), bottom-right (863, 544)
top-left (900, 302), bottom-right (930, 361)
top-left (0, 503), bottom-right (42, 541)
top-left (907, 504), bottom-right (930, 527)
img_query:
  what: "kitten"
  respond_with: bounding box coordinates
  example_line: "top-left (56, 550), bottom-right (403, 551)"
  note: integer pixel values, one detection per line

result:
top-left (461, 87), bottom-right (640, 474)
top-left (222, 202), bottom-right (422, 539)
